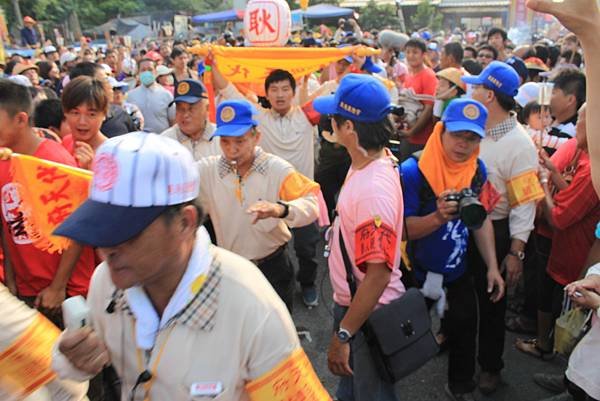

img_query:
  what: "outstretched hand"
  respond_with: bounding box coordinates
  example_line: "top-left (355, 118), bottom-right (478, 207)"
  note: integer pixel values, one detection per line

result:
top-left (526, 0), bottom-right (600, 37)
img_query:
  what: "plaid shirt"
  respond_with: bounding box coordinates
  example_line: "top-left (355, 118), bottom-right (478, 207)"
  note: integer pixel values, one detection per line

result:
top-left (486, 112), bottom-right (518, 142)
top-left (110, 248), bottom-right (222, 332)
top-left (217, 147), bottom-right (270, 179)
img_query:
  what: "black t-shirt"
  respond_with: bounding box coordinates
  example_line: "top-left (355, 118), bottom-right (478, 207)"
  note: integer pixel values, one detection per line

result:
top-left (101, 104), bottom-right (136, 138)
top-left (546, 113), bottom-right (578, 156)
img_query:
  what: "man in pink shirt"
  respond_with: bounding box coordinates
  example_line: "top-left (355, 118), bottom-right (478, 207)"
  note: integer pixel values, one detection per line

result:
top-left (314, 74), bottom-right (405, 401)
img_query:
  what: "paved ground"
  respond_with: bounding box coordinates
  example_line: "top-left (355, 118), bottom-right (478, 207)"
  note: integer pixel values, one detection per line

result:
top-left (289, 243), bottom-right (567, 401)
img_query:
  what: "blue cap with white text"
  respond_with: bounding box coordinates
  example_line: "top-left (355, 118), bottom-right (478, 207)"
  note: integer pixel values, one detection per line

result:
top-left (313, 74), bottom-right (393, 123)
top-left (461, 60), bottom-right (520, 97)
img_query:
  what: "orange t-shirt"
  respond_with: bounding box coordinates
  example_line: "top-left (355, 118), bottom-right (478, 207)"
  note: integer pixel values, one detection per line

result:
top-left (403, 66), bottom-right (438, 145)
top-left (0, 139), bottom-right (96, 297)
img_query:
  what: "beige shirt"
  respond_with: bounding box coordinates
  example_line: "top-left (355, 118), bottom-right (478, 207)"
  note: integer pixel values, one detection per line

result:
top-left (160, 123), bottom-right (221, 161)
top-left (480, 117), bottom-right (537, 242)
top-left (53, 244), bottom-right (301, 401)
top-left (0, 285), bottom-right (88, 401)
top-left (197, 147), bottom-right (318, 261)
top-left (220, 83), bottom-right (316, 179)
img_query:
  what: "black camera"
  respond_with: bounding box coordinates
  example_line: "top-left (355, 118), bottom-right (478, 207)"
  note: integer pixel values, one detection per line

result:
top-left (444, 188), bottom-right (487, 230)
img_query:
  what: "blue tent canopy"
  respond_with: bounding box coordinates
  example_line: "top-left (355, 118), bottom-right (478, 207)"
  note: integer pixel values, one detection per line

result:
top-left (301, 4), bottom-right (353, 19)
top-left (192, 9), bottom-right (244, 24)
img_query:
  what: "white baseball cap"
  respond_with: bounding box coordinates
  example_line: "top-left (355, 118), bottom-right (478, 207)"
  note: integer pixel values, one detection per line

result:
top-left (60, 52), bottom-right (77, 66)
top-left (156, 65), bottom-right (173, 77)
top-left (43, 45), bottom-right (57, 54)
top-left (54, 132), bottom-right (199, 247)
top-left (514, 82), bottom-right (541, 108)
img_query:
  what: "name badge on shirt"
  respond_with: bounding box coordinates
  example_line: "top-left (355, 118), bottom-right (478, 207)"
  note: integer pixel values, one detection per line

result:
top-left (190, 382), bottom-right (223, 397)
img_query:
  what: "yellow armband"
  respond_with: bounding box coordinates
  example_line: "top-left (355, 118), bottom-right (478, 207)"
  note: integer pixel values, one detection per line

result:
top-left (506, 170), bottom-right (544, 208)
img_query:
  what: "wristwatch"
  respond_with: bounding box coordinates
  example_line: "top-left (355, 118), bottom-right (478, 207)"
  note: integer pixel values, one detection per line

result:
top-left (336, 327), bottom-right (353, 344)
top-left (508, 250), bottom-right (525, 261)
top-left (276, 201), bottom-right (289, 219)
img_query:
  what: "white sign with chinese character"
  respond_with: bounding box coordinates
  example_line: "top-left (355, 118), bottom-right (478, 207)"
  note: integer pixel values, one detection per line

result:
top-left (244, 0), bottom-right (291, 47)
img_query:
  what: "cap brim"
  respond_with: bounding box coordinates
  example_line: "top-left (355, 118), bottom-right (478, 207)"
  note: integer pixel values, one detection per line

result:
top-left (445, 121), bottom-right (485, 138)
top-left (53, 199), bottom-right (166, 248)
top-left (212, 124), bottom-right (256, 137)
top-left (313, 95), bottom-right (337, 116)
top-left (461, 75), bottom-right (484, 85)
top-left (170, 95), bottom-right (207, 106)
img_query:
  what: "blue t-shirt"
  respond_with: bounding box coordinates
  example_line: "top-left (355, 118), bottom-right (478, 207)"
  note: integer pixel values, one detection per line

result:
top-left (400, 157), bottom-right (488, 284)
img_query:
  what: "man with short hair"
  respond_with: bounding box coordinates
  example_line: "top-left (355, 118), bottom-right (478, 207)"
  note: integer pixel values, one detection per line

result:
top-left (314, 74), bottom-right (405, 401)
top-left (400, 38), bottom-right (438, 158)
top-left (127, 59), bottom-right (175, 133)
top-left (196, 100), bottom-right (319, 311)
top-left (487, 27), bottom-right (508, 61)
top-left (477, 45), bottom-right (498, 69)
top-left (441, 42), bottom-right (464, 70)
top-left (402, 98), bottom-right (504, 401)
top-left (52, 132), bottom-right (329, 400)
top-left (547, 67), bottom-right (586, 155)
top-left (43, 45), bottom-right (60, 63)
top-left (212, 61), bottom-right (322, 307)
top-left (462, 61), bottom-right (541, 395)
top-left (161, 79), bottom-right (220, 159)
top-left (70, 61), bottom-right (136, 137)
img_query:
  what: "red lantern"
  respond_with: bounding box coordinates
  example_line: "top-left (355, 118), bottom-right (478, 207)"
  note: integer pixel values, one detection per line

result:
top-left (244, 0), bottom-right (291, 47)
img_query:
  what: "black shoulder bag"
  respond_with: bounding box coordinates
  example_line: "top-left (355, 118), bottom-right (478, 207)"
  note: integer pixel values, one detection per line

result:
top-left (338, 226), bottom-right (438, 383)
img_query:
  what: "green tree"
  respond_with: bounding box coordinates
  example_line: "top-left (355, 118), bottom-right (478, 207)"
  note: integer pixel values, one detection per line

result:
top-left (410, 0), bottom-right (442, 31)
top-left (359, 0), bottom-right (400, 31)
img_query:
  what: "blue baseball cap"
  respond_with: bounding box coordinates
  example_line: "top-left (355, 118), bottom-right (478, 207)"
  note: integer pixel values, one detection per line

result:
top-left (313, 74), bottom-right (393, 123)
top-left (461, 60), bottom-right (520, 97)
top-left (171, 79), bottom-right (207, 105)
top-left (339, 44), bottom-right (383, 74)
top-left (505, 56), bottom-right (528, 83)
top-left (212, 100), bottom-right (258, 138)
top-left (441, 98), bottom-right (488, 138)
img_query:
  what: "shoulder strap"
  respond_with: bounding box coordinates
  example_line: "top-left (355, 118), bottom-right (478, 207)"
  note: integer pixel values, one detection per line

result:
top-left (338, 227), bottom-right (358, 299)
top-left (471, 159), bottom-right (485, 194)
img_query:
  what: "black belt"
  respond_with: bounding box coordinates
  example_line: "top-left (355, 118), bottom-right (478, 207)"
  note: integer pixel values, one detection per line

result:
top-left (252, 243), bottom-right (287, 266)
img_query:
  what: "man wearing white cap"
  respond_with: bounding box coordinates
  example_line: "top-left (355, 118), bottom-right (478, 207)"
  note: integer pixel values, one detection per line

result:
top-left (43, 46), bottom-right (60, 64)
top-left (52, 132), bottom-right (330, 401)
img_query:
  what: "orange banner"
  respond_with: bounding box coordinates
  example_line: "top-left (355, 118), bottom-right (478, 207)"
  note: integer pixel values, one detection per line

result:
top-left (506, 170), bottom-right (544, 207)
top-left (189, 45), bottom-right (380, 96)
top-left (10, 154), bottom-right (92, 253)
top-left (0, 314), bottom-right (60, 396)
top-left (246, 348), bottom-right (332, 401)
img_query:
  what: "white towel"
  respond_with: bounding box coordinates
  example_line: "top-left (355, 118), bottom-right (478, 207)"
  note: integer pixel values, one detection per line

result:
top-left (126, 227), bottom-right (212, 350)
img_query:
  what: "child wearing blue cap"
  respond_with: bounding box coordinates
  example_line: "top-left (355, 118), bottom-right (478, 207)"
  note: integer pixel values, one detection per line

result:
top-left (462, 60), bottom-right (542, 395)
top-left (401, 98), bottom-right (504, 400)
top-left (313, 74), bottom-right (405, 400)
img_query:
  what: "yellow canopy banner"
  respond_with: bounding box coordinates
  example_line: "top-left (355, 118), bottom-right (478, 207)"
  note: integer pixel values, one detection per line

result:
top-left (245, 348), bottom-right (332, 401)
top-left (10, 154), bottom-right (92, 254)
top-left (189, 45), bottom-right (380, 96)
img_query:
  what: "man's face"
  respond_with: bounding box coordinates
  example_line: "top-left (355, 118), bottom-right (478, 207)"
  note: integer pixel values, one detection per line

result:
top-left (0, 110), bottom-right (26, 149)
top-left (470, 84), bottom-right (491, 105)
top-left (428, 49), bottom-right (440, 64)
top-left (550, 87), bottom-right (574, 119)
top-left (440, 48), bottom-right (451, 69)
top-left (175, 100), bottom-right (208, 137)
top-left (488, 33), bottom-right (505, 51)
top-left (112, 89), bottom-right (125, 105)
top-left (335, 59), bottom-right (351, 77)
top-left (47, 52), bottom-right (59, 62)
top-left (97, 213), bottom-right (186, 290)
top-left (464, 49), bottom-right (476, 59)
top-left (266, 80), bottom-right (294, 114)
top-left (405, 46), bottom-right (425, 69)
top-left (219, 130), bottom-right (260, 166)
top-left (105, 52), bottom-right (118, 67)
top-left (93, 68), bottom-right (114, 102)
top-left (173, 53), bottom-right (189, 69)
top-left (160, 45), bottom-right (172, 58)
top-left (139, 61), bottom-right (156, 74)
top-left (23, 69), bottom-right (39, 86)
top-left (65, 103), bottom-right (106, 143)
top-left (441, 130), bottom-right (481, 162)
top-left (477, 49), bottom-right (495, 68)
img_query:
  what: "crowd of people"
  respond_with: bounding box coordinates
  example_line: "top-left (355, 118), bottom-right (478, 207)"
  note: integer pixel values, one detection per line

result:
top-left (1, 0), bottom-right (600, 400)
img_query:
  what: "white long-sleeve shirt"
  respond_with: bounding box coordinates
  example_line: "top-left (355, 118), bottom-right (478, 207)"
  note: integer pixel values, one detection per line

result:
top-left (479, 115), bottom-right (538, 243)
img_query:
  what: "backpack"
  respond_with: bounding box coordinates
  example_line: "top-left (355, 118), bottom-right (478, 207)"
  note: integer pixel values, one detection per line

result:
top-left (398, 151), bottom-right (485, 286)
